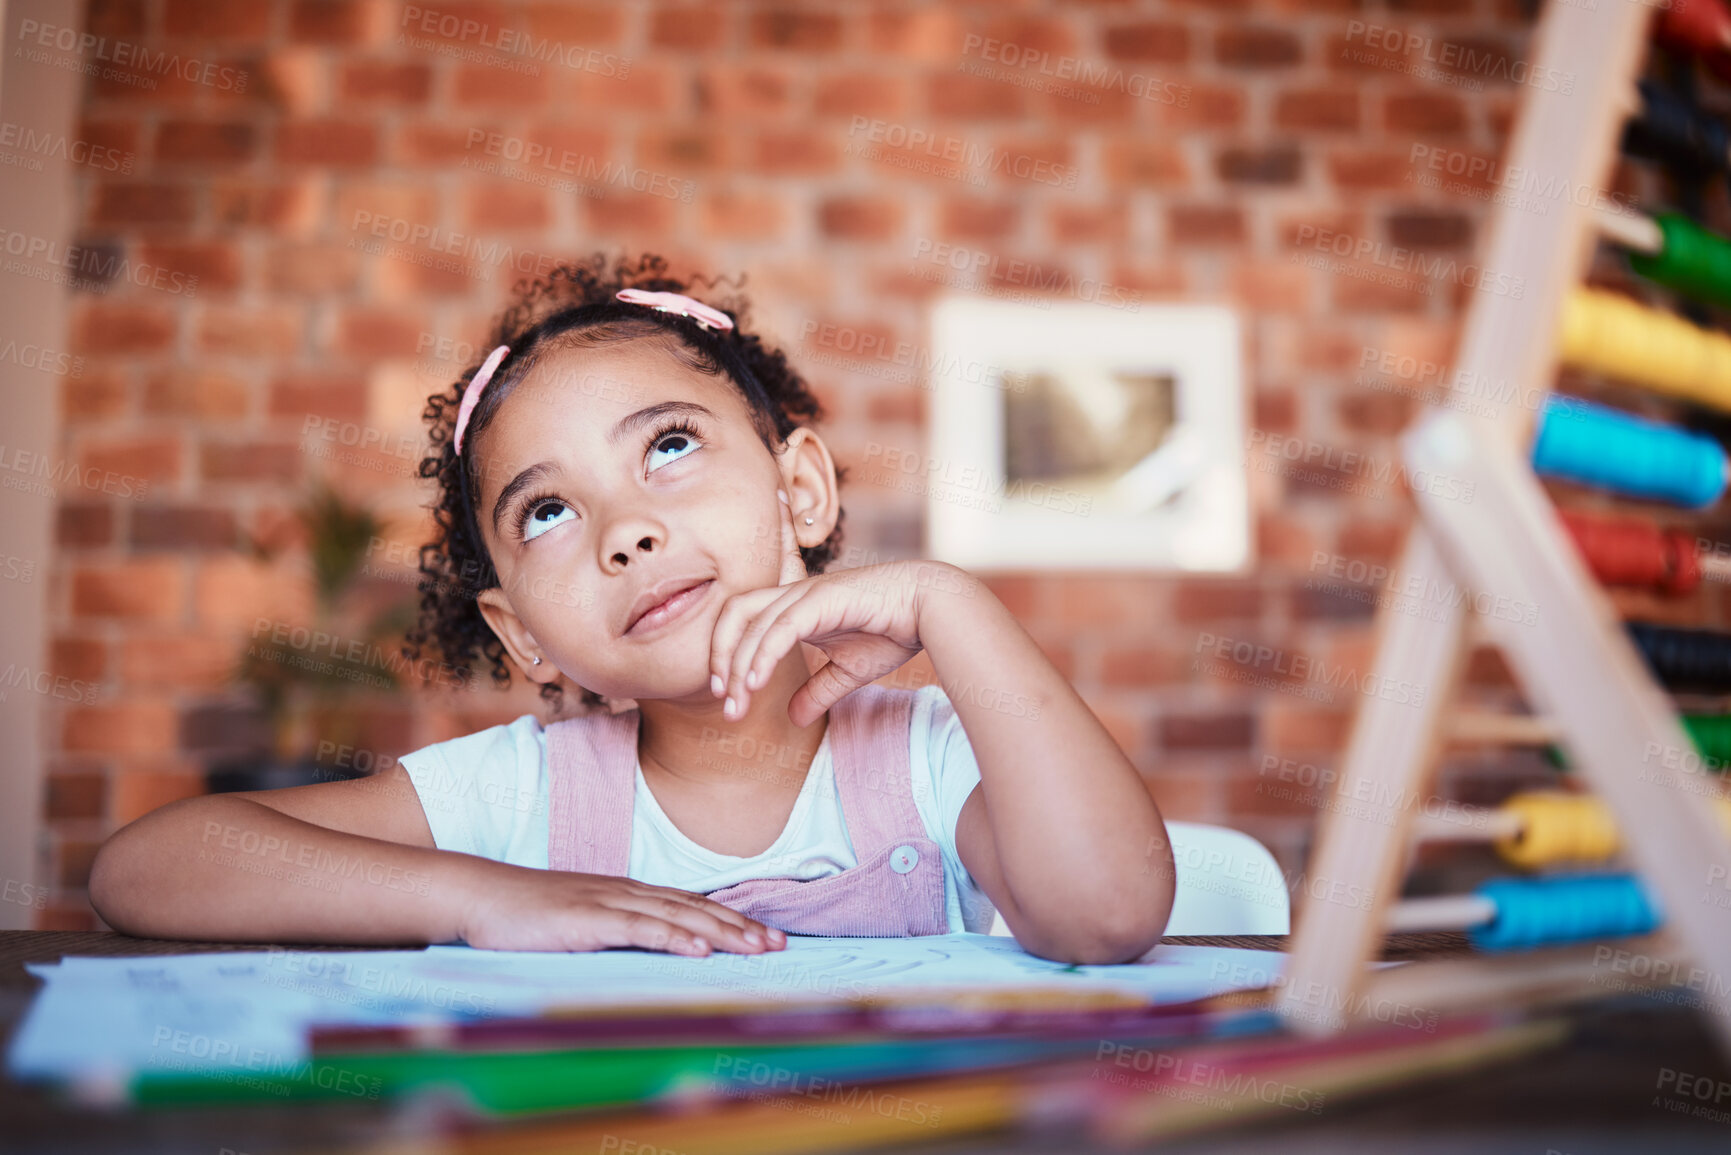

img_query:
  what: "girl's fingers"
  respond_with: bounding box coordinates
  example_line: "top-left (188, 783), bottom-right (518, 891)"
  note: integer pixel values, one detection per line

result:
top-left (724, 589), bottom-right (805, 717)
top-left (709, 587), bottom-right (780, 705)
top-left (630, 884), bottom-right (786, 948)
top-left (605, 910), bottom-right (713, 957)
top-left (616, 893), bottom-right (774, 953)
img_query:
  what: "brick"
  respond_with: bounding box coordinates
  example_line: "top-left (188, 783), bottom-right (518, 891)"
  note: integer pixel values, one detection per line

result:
top-left (571, 63), bottom-right (675, 114)
top-left (1048, 576), bottom-right (1165, 629)
top-left (750, 8), bottom-right (844, 51)
top-left (453, 64), bottom-right (549, 106)
top-left (1160, 712), bottom-right (1255, 751)
top-left (1048, 202), bottom-right (1128, 244)
top-left (87, 0), bottom-right (146, 38)
top-left (253, 49), bottom-right (324, 114)
top-left (1255, 389), bottom-right (1298, 434)
top-left (1328, 148), bottom-right (1415, 192)
top-left (180, 702), bottom-right (272, 755)
top-left (1291, 582), bottom-right (1376, 622)
top-left (51, 636), bottom-right (108, 683)
top-left (814, 73), bottom-right (909, 119)
top-left (1229, 261), bottom-right (1310, 313)
top-left (78, 435), bottom-right (182, 484)
top-left (1226, 774), bottom-right (1319, 818)
top-left (40, 906), bottom-right (98, 932)
top-left (200, 440), bottom-right (304, 484)
top-left (1102, 21), bottom-right (1190, 62)
top-left (71, 560), bottom-right (183, 621)
top-left (268, 371), bottom-right (370, 421)
top-left (1104, 139), bottom-right (1188, 186)
top-left (927, 74), bottom-right (1024, 119)
top-left (374, 249), bottom-right (478, 299)
top-left (1173, 581), bottom-right (1264, 622)
top-left (1387, 211), bottom-right (1473, 249)
top-left (194, 557), bottom-right (315, 631)
top-left (113, 770), bottom-right (207, 825)
top-left (62, 370), bottom-right (129, 423)
top-left (1384, 94), bottom-right (1468, 135)
top-left (87, 183), bottom-right (195, 227)
top-left (525, 2), bottom-right (623, 42)
top-left (164, 0), bottom-right (272, 39)
top-left (650, 4), bottom-right (727, 49)
top-left (1216, 26), bottom-right (1302, 68)
top-left (462, 182), bottom-right (551, 231)
top-left (57, 503), bottom-right (114, 548)
top-left (700, 190), bottom-right (787, 241)
top-left (696, 66), bottom-right (795, 117)
top-left (818, 196), bottom-right (904, 241)
top-left (749, 130), bottom-right (841, 175)
top-left (332, 308), bottom-right (430, 358)
top-left (1274, 88), bottom-right (1359, 132)
top-left (265, 242), bottom-right (363, 295)
top-left (211, 179), bottom-right (324, 233)
top-left (47, 774), bottom-right (106, 821)
top-left (1160, 82), bottom-right (1244, 130)
top-left (1338, 520), bottom-right (1407, 562)
top-left (1217, 146), bottom-right (1302, 185)
top-left (142, 370), bottom-right (249, 419)
top-left (869, 7), bottom-right (964, 61)
top-left (1168, 205), bottom-right (1243, 246)
top-left (290, 0), bottom-right (390, 44)
top-left (132, 506), bottom-right (238, 550)
top-left (73, 118), bottom-right (141, 171)
top-left (196, 307), bottom-right (303, 357)
top-left (137, 241), bottom-right (245, 293)
top-left (865, 387), bottom-right (923, 425)
top-left (274, 121), bottom-right (380, 167)
top-left (637, 128), bottom-right (731, 174)
top-left (155, 120), bottom-right (257, 163)
top-left (339, 60), bottom-right (432, 104)
top-left (58, 840), bottom-right (103, 889)
top-left (1099, 645), bottom-right (1191, 687)
top-left (937, 197), bottom-right (1018, 241)
top-left (396, 122), bottom-right (484, 166)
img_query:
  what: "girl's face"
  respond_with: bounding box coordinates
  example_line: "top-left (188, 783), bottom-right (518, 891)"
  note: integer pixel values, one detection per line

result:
top-left (470, 338), bottom-right (834, 704)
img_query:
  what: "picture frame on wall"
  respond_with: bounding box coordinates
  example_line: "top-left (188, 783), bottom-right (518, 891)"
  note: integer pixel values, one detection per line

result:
top-left (922, 297), bottom-right (1251, 572)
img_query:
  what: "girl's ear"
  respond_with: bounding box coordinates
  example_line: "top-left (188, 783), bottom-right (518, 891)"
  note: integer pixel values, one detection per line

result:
top-left (475, 589), bottom-right (558, 685)
top-left (777, 427), bottom-right (840, 547)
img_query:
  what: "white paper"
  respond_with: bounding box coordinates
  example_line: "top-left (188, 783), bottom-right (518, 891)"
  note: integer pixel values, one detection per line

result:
top-left (6, 934), bottom-right (1285, 1085)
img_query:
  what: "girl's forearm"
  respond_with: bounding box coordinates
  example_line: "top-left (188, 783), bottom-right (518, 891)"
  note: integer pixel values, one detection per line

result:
top-left (89, 793), bottom-right (496, 945)
top-left (917, 566), bottom-right (1176, 957)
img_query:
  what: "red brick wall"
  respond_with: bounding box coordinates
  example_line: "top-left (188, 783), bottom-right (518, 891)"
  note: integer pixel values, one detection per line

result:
top-left (39, 0), bottom-right (1549, 929)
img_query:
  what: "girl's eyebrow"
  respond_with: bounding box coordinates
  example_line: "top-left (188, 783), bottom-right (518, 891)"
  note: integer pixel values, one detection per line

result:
top-left (489, 401), bottom-right (721, 535)
top-left (492, 461), bottom-right (560, 536)
top-left (606, 400), bottom-right (718, 446)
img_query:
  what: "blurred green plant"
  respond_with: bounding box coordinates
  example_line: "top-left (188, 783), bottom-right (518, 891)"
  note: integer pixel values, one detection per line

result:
top-left (234, 481), bottom-right (416, 763)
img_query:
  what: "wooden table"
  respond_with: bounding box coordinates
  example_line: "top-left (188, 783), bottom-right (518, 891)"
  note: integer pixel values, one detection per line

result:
top-left (2, 931), bottom-right (1727, 1154)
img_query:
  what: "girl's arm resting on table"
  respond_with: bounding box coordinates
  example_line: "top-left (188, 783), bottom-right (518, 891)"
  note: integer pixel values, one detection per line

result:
top-left (87, 763), bottom-right (779, 955)
top-left (918, 567), bottom-right (1178, 964)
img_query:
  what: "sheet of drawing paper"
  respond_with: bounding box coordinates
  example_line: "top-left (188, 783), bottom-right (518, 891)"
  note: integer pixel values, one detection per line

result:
top-left (6, 935), bottom-right (1286, 1086)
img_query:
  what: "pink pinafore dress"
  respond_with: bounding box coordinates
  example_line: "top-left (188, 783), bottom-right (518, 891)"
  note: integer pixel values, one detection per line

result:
top-left (543, 684), bottom-right (950, 936)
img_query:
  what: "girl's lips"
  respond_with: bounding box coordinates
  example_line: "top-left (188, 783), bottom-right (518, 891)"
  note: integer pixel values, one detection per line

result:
top-left (626, 579), bottom-right (714, 637)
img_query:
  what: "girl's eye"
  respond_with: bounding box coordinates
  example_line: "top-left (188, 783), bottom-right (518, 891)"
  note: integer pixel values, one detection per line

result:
top-left (522, 500), bottom-right (575, 542)
top-left (647, 425), bottom-right (702, 473)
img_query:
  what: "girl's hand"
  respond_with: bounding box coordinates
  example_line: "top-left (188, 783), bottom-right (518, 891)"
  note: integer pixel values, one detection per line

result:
top-left (710, 488), bottom-right (940, 727)
top-left (457, 863), bottom-right (786, 955)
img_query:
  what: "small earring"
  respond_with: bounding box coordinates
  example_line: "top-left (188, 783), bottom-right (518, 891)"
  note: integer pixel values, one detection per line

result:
top-left (803, 516), bottom-right (814, 525)
top-left (532, 655), bottom-right (543, 666)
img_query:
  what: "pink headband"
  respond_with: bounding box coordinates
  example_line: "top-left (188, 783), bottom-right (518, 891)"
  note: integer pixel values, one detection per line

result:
top-left (451, 290), bottom-right (733, 456)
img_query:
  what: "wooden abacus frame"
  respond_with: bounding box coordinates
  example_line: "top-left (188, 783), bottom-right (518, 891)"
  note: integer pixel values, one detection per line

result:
top-left (1276, 0), bottom-right (1731, 1056)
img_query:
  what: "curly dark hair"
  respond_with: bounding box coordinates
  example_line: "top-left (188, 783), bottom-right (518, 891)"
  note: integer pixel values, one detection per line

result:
top-left (403, 252), bottom-right (848, 713)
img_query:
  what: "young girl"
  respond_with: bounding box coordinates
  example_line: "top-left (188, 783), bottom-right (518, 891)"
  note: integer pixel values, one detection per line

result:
top-left (90, 254), bottom-right (1176, 964)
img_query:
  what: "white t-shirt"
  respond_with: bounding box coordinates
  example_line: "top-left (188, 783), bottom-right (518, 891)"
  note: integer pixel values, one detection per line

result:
top-left (400, 683), bottom-right (996, 933)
